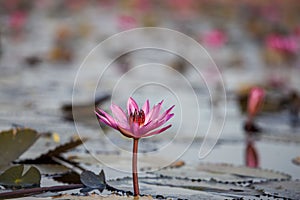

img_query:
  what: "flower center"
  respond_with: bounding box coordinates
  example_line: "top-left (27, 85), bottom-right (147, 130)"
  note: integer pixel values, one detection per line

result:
top-left (129, 109), bottom-right (145, 126)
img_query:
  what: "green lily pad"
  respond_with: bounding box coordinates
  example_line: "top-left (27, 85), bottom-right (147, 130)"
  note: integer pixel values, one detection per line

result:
top-left (0, 128), bottom-right (39, 168)
top-left (0, 165), bottom-right (41, 188)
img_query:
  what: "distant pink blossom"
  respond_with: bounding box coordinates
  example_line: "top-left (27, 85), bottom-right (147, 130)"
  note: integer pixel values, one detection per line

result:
top-left (95, 97), bottom-right (174, 139)
top-left (247, 87), bottom-right (265, 118)
top-left (202, 29), bottom-right (227, 48)
top-left (266, 34), bottom-right (299, 54)
top-left (117, 15), bottom-right (138, 30)
top-left (9, 11), bottom-right (27, 32)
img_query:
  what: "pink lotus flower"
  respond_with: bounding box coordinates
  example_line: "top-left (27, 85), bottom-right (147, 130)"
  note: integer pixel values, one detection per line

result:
top-left (95, 97), bottom-right (174, 196)
top-left (95, 97), bottom-right (174, 139)
top-left (247, 87), bottom-right (265, 119)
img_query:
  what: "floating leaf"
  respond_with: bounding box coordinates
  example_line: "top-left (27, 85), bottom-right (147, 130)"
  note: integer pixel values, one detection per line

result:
top-left (152, 163), bottom-right (291, 184)
top-left (141, 177), bottom-right (262, 197)
top-left (62, 93), bottom-right (110, 121)
top-left (80, 170), bottom-right (106, 193)
top-left (0, 165), bottom-right (41, 188)
top-left (108, 177), bottom-right (237, 199)
top-left (33, 164), bottom-right (70, 175)
top-left (39, 137), bottom-right (86, 158)
top-left (0, 128), bottom-right (39, 168)
top-left (53, 194), bottom-right (154, 200)
top-left (18, 137), bottom-right (86, 164)
top-left (254, 180), bottom-right (300, 199)
top-left (53, 171), bottom-right (81, 184)
top-left (196, 163), bottom-right (291, 181)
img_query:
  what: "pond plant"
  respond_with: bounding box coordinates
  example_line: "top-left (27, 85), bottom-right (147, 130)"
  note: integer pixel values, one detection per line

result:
top-left (244, 87), bottom-right (265, 133)
top-left (95, 97), bottom-right (175, 196)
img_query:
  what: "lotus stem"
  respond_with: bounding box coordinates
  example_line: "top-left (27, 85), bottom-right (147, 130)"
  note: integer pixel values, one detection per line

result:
top-left (132, 138), bottom-right (140, 196)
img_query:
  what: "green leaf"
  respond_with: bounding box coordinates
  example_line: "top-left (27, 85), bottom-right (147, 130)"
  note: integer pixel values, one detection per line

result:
top-left (0, 128), bottom-right (39, 168)
top-left (0, 165), bottom-right (24, 186)
top-left (20, 166), bottom-right (41, 187)
top-left (0, 165), bottom-right (41, 188)
top-left (80, 170), bottom-right (106, 192)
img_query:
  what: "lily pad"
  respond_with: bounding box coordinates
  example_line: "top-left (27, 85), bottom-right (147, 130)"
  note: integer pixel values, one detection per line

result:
top-left (0, 128), bottom-right (39, 168)
top-left (197, 163), bottom-right (290, 181)
top-left (0, 165), bottom-right (41, 188)
top-left (152, 163), bottom-right (291, 184)
top-left (53, 194), bottom-right (154, 200)
top-left (33, 164), bottom-right (70, 175)
top-left (254, 180), bottom-right (300, 199)
top-left (80, 170), bottom-right (106, 193)
top-left (107, 177), bottom-right (239, 199)
top-left (141, 177), bottom-right (262, 197)
top-left (53, 171), bottom-right (81, 184)
top-left (62, 92), bottom-right (110, 122)
top-left (18, 137), bottom-right (86, 164)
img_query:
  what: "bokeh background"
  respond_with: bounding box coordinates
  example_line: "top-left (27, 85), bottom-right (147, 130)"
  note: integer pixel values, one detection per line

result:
top-left (0, 0), bottom-right (300, 195)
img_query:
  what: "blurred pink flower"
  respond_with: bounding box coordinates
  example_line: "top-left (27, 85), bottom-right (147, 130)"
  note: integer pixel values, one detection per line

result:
top-left (95, 97), bottom-right (174, 139)
top-left (9, 11), bottom-right (27, 32)
top-left (202, 29), bottom-right (227, 48)
top-left (266, 34), bottom-right (299, 54)
top-left (247, 87), bottom-right (265, 119)
top-left (117, 15), bottom-right (138, 30)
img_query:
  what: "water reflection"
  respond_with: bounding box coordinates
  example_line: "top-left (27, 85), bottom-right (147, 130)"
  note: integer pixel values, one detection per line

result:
top-left (243, 87), bottom-right (263, 168)
top-left (245, 133), bottom-right (259, 168)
